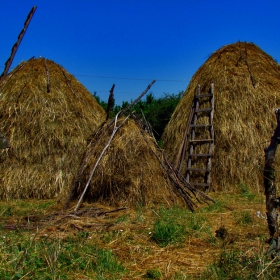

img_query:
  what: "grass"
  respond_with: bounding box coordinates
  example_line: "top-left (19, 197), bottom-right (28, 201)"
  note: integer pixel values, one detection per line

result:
top-left (200, 244), bottom-right (280, 280)
top-left (0, 230), bottom-right (125, 279)
top-left (236, 210), bottom-right (253, 226)
top-left (151, 206), bottom-right (189, 246)
top-left (0, 189), bottom-right (273, 279)
top-left (237, 182), bottom-right (256, 201)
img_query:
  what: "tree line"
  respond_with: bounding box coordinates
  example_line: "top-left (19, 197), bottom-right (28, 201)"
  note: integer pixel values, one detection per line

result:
top-left (93, 91), bottom-right (184, 141)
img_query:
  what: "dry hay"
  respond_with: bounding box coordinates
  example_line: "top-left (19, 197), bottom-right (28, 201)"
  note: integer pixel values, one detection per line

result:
top-left (162, 42), bottom-right (280, 192)
top-left (67, 116), bottom-right (211, 209)
top-left (1, 192), bottom-right (268, 278)
top-left (0, 57), bottom-right (105, 200)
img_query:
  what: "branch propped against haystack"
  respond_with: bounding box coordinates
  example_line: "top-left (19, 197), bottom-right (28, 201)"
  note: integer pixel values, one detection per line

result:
top-left (73, 112), bottom-right (131, 212)
top-left (65, 81), bottom-right (214, 212)
top-left (131, 113), bottom-right (215, 211)
top-left (64, 80), bottom-right (156, 210)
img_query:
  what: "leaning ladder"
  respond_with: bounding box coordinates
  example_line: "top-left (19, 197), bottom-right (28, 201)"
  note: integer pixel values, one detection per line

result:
top-left (176, 84), bottom-right (215, 191)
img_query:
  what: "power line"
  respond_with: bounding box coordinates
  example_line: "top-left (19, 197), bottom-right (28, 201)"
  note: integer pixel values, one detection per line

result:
top-left (74, 74), bottom-right (188, 82)
top-left (0, 65), bottom-right (189, 83)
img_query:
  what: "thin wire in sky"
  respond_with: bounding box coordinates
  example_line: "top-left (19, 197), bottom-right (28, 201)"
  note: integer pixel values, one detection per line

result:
top-left (73, 74), bottom-right (188, 83)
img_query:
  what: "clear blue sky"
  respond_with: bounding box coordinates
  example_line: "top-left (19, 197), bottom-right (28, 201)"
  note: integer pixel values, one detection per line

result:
top-left (1, 1), bottom-right (280, 105)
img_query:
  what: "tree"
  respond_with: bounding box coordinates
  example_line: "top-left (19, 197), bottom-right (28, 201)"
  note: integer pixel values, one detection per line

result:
top-left (93, 91), bottom-right (184, 141)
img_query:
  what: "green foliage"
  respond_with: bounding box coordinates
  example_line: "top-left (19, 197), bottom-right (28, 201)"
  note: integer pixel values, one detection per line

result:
top-left (187, 215), bottom-right (205, 232)
top-left (200, 246), bottom-right (280, 280)
top-left (115, 214), bottom-right (130, 224)
top-left (94, 91), bottom-right (183, 141)
top-left (199, 200), bottom-right (225, 213)
top-left (201, 248), bottom-right (243, 279)
top-left (237, 182), bottom-right (256, 201)
top-left (144, 269), bottom-right (162, 279)
top-left (151, 206), bottom-right (193, 246)
top-left (236, 210), bottom-right (253, 226)
top-left (93, 91), bottom-right (108, 112)
top-left (129, 92), bottom-right (183, 140)
top-left (95, 248), bottom-right (125, 278)
top-left (151, 217), bottom-right (186, 246)
top-left (0, 231), bottom-right (125, 280)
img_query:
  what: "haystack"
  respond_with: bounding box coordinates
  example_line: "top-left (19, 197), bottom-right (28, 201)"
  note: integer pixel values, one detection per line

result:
top-left (0, 57), bottom-right (105, 199)
top-left (163, 42), bottom-right (280, 191)
top-left (66, 116), bottom-right (212, 209)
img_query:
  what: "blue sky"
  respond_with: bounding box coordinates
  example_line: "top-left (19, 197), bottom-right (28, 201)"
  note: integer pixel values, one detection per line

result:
top-left (1, 1), bottom-right (280, 104)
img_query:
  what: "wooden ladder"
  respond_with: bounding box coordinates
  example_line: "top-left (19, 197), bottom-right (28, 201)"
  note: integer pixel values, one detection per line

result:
top-left (176, 84), bottom-right (214, 191)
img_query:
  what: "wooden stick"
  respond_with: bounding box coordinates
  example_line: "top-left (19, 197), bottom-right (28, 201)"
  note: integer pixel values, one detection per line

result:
top-left (64, 80), bottom-right (156, 209)
top-left (106, 84), bottom-right (115, 120)
top-left (264, 108), bottom-right (280, 239)
top-left (120, 79), bottom-right (156, 116)
top-left (73, 112), bottom-right (130, 212)
top-left (0, 6), bottom-right (37, 81)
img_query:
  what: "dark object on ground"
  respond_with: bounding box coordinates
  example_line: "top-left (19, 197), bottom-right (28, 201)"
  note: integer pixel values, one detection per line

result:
top-left (0, 132), bottom-right (10, 149)
top-left (215, 225), bottom-right (228, 240)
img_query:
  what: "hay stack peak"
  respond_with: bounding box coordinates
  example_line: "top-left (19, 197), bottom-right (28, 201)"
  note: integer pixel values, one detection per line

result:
top-left (163, 42), bottom-right (280, 191)
top-left (0, 57), bottom-right (105, 199)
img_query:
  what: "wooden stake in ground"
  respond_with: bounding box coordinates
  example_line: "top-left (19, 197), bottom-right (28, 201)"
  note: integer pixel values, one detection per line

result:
top-left (264, 108), bottom-right (280, 255)
top-left (0, 6), bottom-right (37, 82)
top-left (106, 84), bottom-right (115, 120)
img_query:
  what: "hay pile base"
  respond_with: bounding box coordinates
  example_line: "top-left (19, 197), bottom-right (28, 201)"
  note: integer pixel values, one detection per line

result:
top-left (0, 57), bottom-right (105, 199)
top-left (163, 42), bottom-right (280, 191)
top-left (67, 116), bottom-right (213, 210)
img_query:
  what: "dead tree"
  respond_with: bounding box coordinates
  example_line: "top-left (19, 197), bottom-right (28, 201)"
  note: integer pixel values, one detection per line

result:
top-left (106, 84), bottom-right (115, 120)
top-left (264, 108), bottom-right (280, 256)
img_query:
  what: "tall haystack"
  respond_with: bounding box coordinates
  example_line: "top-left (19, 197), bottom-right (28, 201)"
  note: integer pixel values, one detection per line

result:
top-left (66, 116), bottom-right (212, 209)
top-left (0, 57), bottom-right (105, 199)
top-left (163, 42), bottom-right (280, 191)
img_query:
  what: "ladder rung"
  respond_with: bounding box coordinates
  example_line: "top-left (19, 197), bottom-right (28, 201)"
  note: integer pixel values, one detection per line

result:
top-left (190, 124), bottom-right (213, 128)
top-left (195, 93), bottom-right (213, 98)
top-left (195, 107), bottom-right (213, 113)
top-left (189, 154), bottom-right (212, 157)
top-left (190, 182), bottom-right (210, 187)
top-left (186, 168), bottom-right (211, 172)
top-left (189, 139), bottom-right (214, 142)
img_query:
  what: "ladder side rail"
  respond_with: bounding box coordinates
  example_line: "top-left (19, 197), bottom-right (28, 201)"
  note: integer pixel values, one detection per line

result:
top-left (186, 85), bottom-right (200, 182)
top-left (177, 101), bottom-right (195, 171)
top-left (176, 85), bottom-right (201, 171)
top-left (205, 83), bottom-right (215, 190)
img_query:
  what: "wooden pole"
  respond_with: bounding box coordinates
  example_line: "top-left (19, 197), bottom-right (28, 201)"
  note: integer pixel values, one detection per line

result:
top-left (264, 109), bottom-right (280, 243)
top-left (0, 6), bottom-right (37, 82)
top-left (106, 84), bottom-right (115, 120)
top-left (73, 112), bottom-right (130, 212)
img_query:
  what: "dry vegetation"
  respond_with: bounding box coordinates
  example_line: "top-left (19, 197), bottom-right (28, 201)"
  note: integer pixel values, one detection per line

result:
top-left (66, 116), bottom-right (213, 210)
top-left (0, 190), bottom-right (273, 279)
top-left (1, 42), bottom-right (280, 279)
top-left (0, 58), bottom-right (105, 200)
